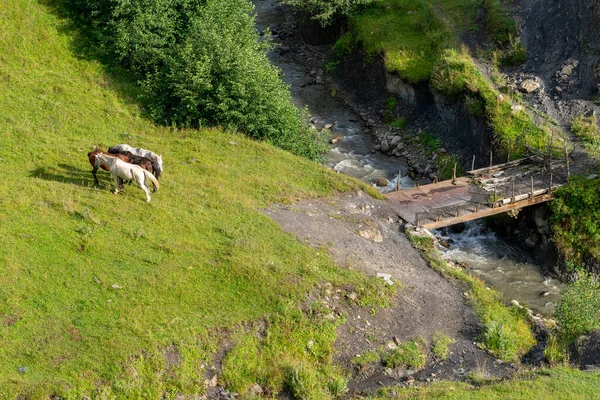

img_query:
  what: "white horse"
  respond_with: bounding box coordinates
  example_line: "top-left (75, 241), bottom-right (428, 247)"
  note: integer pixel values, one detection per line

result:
top-left (109, 144), bottom-right (163, 178)
top-left (94, 153), bottom-right (159, 202)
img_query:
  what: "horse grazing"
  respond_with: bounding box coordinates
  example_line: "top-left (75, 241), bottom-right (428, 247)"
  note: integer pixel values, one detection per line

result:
top-left (108, 144), bottom-right (163, 178)
top-left (94, 153), bottom-right (159, 202)
top-left (87, 147), bottom-right (155, 190)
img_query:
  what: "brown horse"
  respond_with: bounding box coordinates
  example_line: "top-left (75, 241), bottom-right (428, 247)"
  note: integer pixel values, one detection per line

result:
top-left (87, 147), bottom-right (155, 189)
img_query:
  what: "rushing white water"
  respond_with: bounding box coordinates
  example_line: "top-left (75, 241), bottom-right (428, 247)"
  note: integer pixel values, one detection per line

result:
top-left (434, 222), bottom-right (565, 315)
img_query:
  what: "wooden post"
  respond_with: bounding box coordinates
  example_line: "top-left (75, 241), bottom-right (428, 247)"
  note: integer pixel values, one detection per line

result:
top-left (507, 148), bottom-right (511, 163)
top-left (471, 155), bottom-right (475, 172)
top-left (493, 187), bottom-right (497, 208)
top-left (416, 180), bottom-right (419, 188)
top-left (530, 176), bottom-right (534, 201)
top-left (512, 181), bottom-right (515, 203)
top-left (433, 176), bottom-right (438, 184)
top-left (396, 169), bottom-right (401, 191)
top-left (563, 135), bottom-right (570, 178)
top-left (549, 173), bottom-right (553, 196)
top-left (489, 151), bottom-right (493, 168)
top-left (452, 163), bottom-right (457, 182)
top-left (456, 208), bottom-right (460, 217)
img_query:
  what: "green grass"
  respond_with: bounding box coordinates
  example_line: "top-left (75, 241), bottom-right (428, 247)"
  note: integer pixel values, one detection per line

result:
top-left (381, 338), bottom-right (427, 370)
top-left (352, 351), bottom-right (380, 370)
top-left (432, 332), bottom-right (455, 360)
top-left (374, 367), bottom-right (600, 399)
top-left (0, 0), bottom-right (384, 397)
top-left (408, 232), bottom-right (535, 362)
top-left (571, 113), bottom-right (600, 155)
top-left (352, 0), bottom-right (451, 83)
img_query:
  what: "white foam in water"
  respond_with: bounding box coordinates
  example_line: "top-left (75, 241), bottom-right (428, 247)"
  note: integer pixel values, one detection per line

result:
top-left (434, 221), bottom-right (566, 315)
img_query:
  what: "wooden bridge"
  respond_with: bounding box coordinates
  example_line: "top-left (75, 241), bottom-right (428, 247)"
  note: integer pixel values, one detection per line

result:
top-left (386, 156), bottom-right (568, 230)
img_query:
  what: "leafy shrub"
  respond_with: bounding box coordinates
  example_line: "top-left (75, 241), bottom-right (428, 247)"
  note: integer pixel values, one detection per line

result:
top-left (64, 0), bottom-right (326, 159)
top-left (551, 176), bottom-right (600, 266)
top-left (332, 32), bottom-right (356, 57)
top-left (389, 117), bottom-right (407, 130)
top-left (381, 338), bottom-right (427, 369)
top-left (501, 36), bottom-right (528, 66)
top-left (555, 272), bottom-right (600, 342)
top-left (432, 332), bottom-right (455, 360)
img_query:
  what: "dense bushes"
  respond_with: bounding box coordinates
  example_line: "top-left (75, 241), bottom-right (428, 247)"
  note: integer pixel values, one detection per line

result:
top-left (551, 176), bottom-right (600, 267)
top-left (555, 272), bottom-right (600, 342)
top-left (65, 0), bottom-right (326, 159)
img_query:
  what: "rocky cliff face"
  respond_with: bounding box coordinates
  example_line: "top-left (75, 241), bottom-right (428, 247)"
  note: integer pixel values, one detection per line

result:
top-left (517, 0), bottom-right (600, 100)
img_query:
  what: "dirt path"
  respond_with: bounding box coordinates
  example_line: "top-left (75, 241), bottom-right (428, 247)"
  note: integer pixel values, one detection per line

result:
top-left (263, 192), bottom-right (513, 394)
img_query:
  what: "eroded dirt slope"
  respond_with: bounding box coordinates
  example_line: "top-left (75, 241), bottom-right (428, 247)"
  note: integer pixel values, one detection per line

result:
top-left (263, 192), bottom-right (514, 394)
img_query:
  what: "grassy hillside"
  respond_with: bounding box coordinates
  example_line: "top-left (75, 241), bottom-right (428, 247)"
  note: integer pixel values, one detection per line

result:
top-left (0, 0), bottom-right (383, 397)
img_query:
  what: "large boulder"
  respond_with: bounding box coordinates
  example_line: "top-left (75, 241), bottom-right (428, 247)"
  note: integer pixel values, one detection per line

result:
top-left (570, 329), bottom-right (600, 367)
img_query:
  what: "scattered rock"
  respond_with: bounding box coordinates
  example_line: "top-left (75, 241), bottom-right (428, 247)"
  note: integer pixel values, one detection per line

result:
top-left (250, 384), bottom-right (263, 395)
top-left (359, 228), bottom-right (384, 243)
top-left (587, 174), bottom-right (598, 180)
top-left (520, 79), bottom-right (541, 93)
top-left (206, 375), bottom-right (218, 387)
top-left (376, 272), bottom-right (394, 285)
top-left (373, 177), bottom-right (389, 187)
top-left (324, 123), bottom-right (334, 129)
top-left (511, 105), bottom-right (523, 113)
top-left (330, 136), bottom-right (343, 144)
top-left (111, 284), bottom-right (122, 289)
top-left (347, 292), bottom-right (358, 301)
top-left (539, 291), bottom-right (550, 297)
top-left (380, 140), bottom-right (390, 152)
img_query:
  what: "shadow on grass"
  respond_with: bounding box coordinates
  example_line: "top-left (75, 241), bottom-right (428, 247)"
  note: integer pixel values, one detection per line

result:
top-left (29, 164), bottom-right (110, 188)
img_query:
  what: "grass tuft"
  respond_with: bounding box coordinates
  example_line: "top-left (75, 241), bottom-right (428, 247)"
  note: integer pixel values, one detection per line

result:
top-left (432, 332), bottom-right (455, 360)
top-left (381, 338), bottom-right (427, 369)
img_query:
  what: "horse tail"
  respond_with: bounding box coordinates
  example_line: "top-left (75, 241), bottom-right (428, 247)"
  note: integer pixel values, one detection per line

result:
top-left (143, 169), bottom-right (159, 192)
